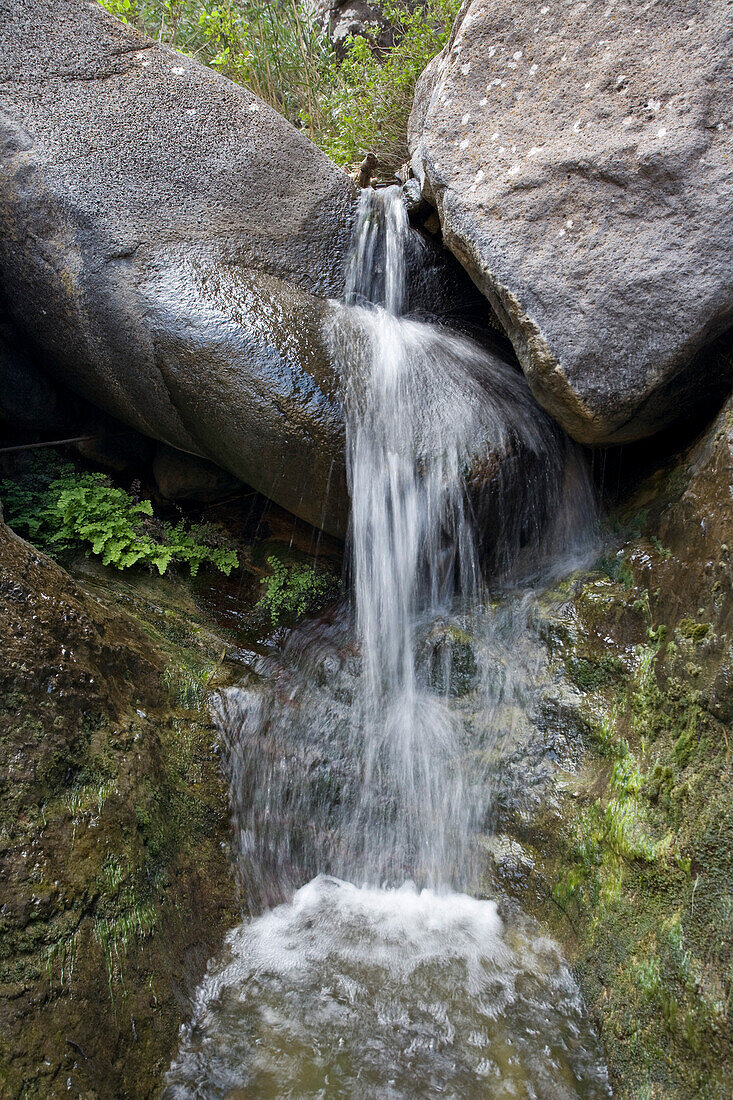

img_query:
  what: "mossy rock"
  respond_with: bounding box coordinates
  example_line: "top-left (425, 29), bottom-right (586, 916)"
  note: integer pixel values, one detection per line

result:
top-left (0, 520), bottom-right (240, 1098)
top-left (491, 398), bottom-right (733, 1099)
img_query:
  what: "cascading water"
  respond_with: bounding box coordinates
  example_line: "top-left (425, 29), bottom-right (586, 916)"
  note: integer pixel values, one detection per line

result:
top-left (165, 190), bottom-right (611, 1098)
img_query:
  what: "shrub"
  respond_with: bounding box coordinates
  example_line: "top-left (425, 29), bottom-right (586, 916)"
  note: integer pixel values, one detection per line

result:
top-left (0, 452), bottom-right (238, 576)
top-left (258, 554), bottom-right (339, 624)
top-left (97, 0), bottom-right (460, 170)
top-left (315, 0), bottom-right (461, 170)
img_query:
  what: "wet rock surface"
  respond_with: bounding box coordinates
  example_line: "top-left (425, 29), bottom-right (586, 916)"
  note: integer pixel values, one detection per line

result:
top-left (153, 443), bottom-right (242, 504)
top-left (0, 0), bottom-right (355, 535)
top-left (482, 398), bottom-right (733, 1098)
top-left (409, 0), bottom-right (733, 444)
top-left (0, 518), bottom-right (240, 1098)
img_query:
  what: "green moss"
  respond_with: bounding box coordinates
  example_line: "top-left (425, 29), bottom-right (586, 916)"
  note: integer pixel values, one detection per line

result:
top-left (524, 513), bottom-right (733, 1099)
top-left (566, 653), bottom-right (626, 692)
top-left (426, 624), bottom-right (479, 696)
top-left (0, 542), bottom-right (240, 1097)
top-left (677, 618), bottom-right (712, 643)
top-left (162, 659), bottom-right (217, 709)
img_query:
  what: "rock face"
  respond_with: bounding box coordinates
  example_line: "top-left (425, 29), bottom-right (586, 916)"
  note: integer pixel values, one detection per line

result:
top-left (409, 0), bottom-right (733, 444)
top-left (471, 395), bottom-right (733, 1097)
top-left (0, 516), bottom-right (238, 1097)
top-left (153, 442), bottom-right (242, 503)
top-left (0, 0), bottom-right (355, 534)
top-left (0, 304), bottom-right (82, 435)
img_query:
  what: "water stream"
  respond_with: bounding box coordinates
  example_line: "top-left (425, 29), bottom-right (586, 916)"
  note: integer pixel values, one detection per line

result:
top-left (165, 190), bottom-right (611, 1098)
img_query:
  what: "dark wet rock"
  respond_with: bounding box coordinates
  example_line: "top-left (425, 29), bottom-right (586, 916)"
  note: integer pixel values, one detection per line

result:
top-left (0, 322), bottom-right (76, 435)
top-left (487, 396), bottom-right (733, 1099)
top-left (74, 420), bottom-right (156, 474)
top-left (409, 0), bottom-right (733, 444)
top-left (0, 516), bottom-right (239, 1097)
top-left (0, 337), bottom-right (62, 433)
top-left (480, 833), bottom-right (536, 893)
top-left (423, 623), bottom-right (478, 697)
top-left (153, 442), bottom-right (242, 503)
top-left (401, 177), bottom-right (429, 218)
top-left (0, 0), bottom-right (355, 536)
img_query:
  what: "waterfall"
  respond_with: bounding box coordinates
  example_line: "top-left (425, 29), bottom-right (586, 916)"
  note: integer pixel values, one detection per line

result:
top-left (334, 187), bottom-right (594, 888)
top-left (164, 190), bottom-right (610, 1098)
top-left (338, 190), bottom-right (485, 888)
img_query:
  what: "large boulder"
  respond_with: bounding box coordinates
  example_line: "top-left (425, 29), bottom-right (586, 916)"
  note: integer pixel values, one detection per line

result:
top-left (0, 327), bottom-right (71, 434)
top-left (153, 442), bottom-right (242, 503)
top-left (0, 0), bottom-right (356, 534)
top-left (409, 0), bottom-right (733, 444)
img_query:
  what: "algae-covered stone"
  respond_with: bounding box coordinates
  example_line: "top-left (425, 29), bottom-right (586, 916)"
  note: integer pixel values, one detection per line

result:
top-left (488, 397), bottom-right (733, 1098)
top-left (0, 517), bottom-right (238, 1097)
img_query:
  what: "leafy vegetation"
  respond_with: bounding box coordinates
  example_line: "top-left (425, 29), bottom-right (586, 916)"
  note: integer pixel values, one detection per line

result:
top-left (314, 0), bottom-right (460, 169)
top-left (565, 652), bottom-right (625, 692)
top-left (0, 451), bottom-right (238, 576)
top-left (98, 0), bottom-right (460, 169)
top-left (258, 553), bottom-right (339, 624)
top-left (597, 550), bottom-right (635, 589)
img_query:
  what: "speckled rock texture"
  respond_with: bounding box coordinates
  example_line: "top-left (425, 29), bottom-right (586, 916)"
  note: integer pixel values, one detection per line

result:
top-left (0, 0), bottom-right (355, 535)
top-left (409, 0), bottom-right (733, 444)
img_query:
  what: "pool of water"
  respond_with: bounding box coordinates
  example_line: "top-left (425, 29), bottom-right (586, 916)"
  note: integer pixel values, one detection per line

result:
top-left (164, 877), bottom-right (611, 1100)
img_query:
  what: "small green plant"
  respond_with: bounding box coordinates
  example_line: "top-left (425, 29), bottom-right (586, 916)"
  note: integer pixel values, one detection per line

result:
top-left (162, 661), bottom-right (216, 707)
top-left (635, 953), bottom-right (662, 999)
top-left (46, 930), bottom-right (80, 994)
top-left (1, 452), bottom-right (238, 576)
top-left (66, 778), bottom-right (116, 820)
top-left (597, 551), bottom-right (635, 590)
top-left (611, 751), bottom-right (644, 797)
top-left (650, 535), bottom-right (671, 560)
top-left (258, 554), bottom-right (339, 624)
top-left (93, 897), bottom-right (159, 1000)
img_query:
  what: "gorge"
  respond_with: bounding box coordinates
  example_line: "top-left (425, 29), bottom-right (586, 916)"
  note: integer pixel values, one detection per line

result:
top-left (1, 2), bottom-right (731, 1098)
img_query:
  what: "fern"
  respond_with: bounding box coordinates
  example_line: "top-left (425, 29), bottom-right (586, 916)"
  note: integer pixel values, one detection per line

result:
top-left (258, 554), bottom-right (339, 624)
top-left (0, 454), bottom-right (238, 577)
